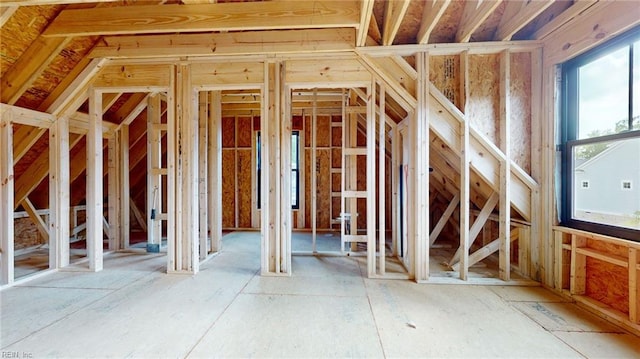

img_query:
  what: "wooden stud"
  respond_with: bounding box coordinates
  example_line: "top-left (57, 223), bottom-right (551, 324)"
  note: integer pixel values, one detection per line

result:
top-left (166, 67), bottom-right (177, 273)
top-left (391, 115), bottom-right (400, 257)
top-left (413, 51), bottom-right (430, 282)
top-left (459, 50), bottom-right (471, 280)
top-left (630, 248), bottom-right (638, 323)
top-left (107, 136), bottom-right (119, 250)
top-left (366, 78), bottom-right (376, 278)
top-left (49, 115), bottom-right (70, 269)
top-left (208, 91), bottom-right (223, 253)
top-left (147, 93), bottom-right (163, 248)
top-left (312, 89), bottom-right (318, 253)
top-left (120, 125), bottom-right (130, 250)
top-left (280, 65), bottom-right (292, 274)
top-left (0, 113), bottom-right (14, 285)
top-left (198, 92), bottom-right (209, 260)
top-left (499, 50), bottom-right (511, 281)
top-left (570, 235), bottom-right (587, 295)
top-left (379, 83), bottom-right (386, 274)
top-left (87, 87), bottom-right (104, 272)
top-left (529, 48), bottom-right (543, 281)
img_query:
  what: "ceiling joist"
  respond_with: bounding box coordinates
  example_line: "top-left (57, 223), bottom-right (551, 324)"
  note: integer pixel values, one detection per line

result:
top-left (382, 0), bottom-right (411, 46)
top-left (495, 0), bottom-right (554, 41)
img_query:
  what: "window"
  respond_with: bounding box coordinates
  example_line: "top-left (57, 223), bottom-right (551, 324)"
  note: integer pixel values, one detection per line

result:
top-left (256, 131), bottom-right (300, 209)
top-left (561, 26), bottom-right (640, 241)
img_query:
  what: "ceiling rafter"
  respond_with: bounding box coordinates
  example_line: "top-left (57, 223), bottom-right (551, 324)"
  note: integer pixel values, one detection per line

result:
top-left (417, 0), bottom-right (451, 44)
top-left (382, 0), bottom-right (411, 46)
top-left (533, 0), bottom-right (598, 40)
top-left (456, 0), bottom-right (504, 43)
top-left (495, 0), bottom-right (554, 41)
top-left (357, 0), bottom-right (375, 46)
top-left (42, 1), bottom-right (360, 37)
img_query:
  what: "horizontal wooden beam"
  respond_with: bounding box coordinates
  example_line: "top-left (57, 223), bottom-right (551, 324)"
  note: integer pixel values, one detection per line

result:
top-left (91, 28), bottom-right (355, 59)
top-left (356, 40), bottom-right (542, 57)
top-left (0, 104), bottom-right (55, 128)
top-left (0, 0), bottom-right (119, 6)
top-left (43, 1), bottom-right (360, 37)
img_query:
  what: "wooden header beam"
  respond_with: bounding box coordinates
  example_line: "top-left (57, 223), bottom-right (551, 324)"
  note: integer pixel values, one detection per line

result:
top-left (91, 28), bottom-right (355, 59)
top-left (42, 1), bottom-right (360, 37)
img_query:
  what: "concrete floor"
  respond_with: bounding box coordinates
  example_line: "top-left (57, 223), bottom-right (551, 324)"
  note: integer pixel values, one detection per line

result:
top-left (2, 231), bottom-right (639, 358)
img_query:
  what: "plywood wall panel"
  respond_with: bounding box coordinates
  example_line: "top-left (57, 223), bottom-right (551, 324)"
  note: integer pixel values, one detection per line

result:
top-left (468, 54), bottom-right (500, 145)
top-left (304, 148), bottom-right (311, 228)
top-left (332, 172), bottom-right (341, 193)
top-left (222, 117), bottom-right (235, 148)
top-left (586, 257), bottom-right (629, 315)
top-left (237, 149), bottom-right (252, 228)
top-left (331, 126), bottom-right (342, 147)
top-left (237, 116), bottom-right (253, 148)
top-left (430, 55), bottom-right (462, 111)
top-left (317, 149), bottom-right (331, 229)
top-left (222, 149), bottom-right (236, 228)
top-left (316, 115), bottom-right (331, 147)
top-left (510, 52), bottom-right (532, 173)
top-left (332, 148), bottom-right (341, 169)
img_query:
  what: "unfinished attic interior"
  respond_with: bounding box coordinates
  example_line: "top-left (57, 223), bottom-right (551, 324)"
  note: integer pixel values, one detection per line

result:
top-left (1, 0), bottom-right (639, 356)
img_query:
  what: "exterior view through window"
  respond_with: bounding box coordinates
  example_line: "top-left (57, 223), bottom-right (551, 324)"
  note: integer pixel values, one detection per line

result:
top-left (562, 27), bottom-right (640, 240)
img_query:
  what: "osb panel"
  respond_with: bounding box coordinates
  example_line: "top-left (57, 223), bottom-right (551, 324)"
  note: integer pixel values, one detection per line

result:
top-left (470, 1), bottom-right (505, 42)
top-left (332, 148), bottom-right (341, 169)
top-left (0, 6), bottom-right (62, 76)
top-left (222, 117), bottom-right (235, 148)
top-left (236, 116), bottom-right (253, 148)
top-left (18, 36), bottom-right (99, 110)
top-left (586, 257), bottom-right (629, 315)
top-left (331, 126), bottom-right (342, 147)
top-left (332, 172), bottom-right (341, 193)
top-left (332, 197), bottom-right (341, 220)
top-left (222, 150), bottom-right (236, 228)
top-left (429, 55), bottom-right (462, 111)
top-left (14, 218), bottom-right (44, 250)
top-left (468, 54), bottom-right (500, 145)
top-left (316, 115), bottom-right (331, 147)
top-left (586, 238), bottom-right (628, 257)
top-left (317, 149), bottom-right (331, 229)
top-left (237, 149), bottom-right (252, 228)
top-left (510, 52), bottom-right (532, 173)
top-left (393, 0), bottom-right (425, 45)
top-left (429, 0), bottom-right (464, 44)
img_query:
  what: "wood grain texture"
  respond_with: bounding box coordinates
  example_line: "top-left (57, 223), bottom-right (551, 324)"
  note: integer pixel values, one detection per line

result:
top-left (43, 1), bottom-right (360, 37)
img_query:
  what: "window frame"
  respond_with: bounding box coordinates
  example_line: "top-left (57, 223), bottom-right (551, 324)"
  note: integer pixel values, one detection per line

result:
top-left (560, 26), bottom-right (640, 241)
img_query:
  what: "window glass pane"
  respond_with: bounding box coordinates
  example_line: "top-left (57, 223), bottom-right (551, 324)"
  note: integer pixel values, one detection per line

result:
top-left (634, 41), bottom-right (640, 129)
top-left (291, 171), bottom-right (297, 206)
top-left (578, 46), bottom-right (629, 139)
top-left (573, 137), bottom-right (640, 230)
